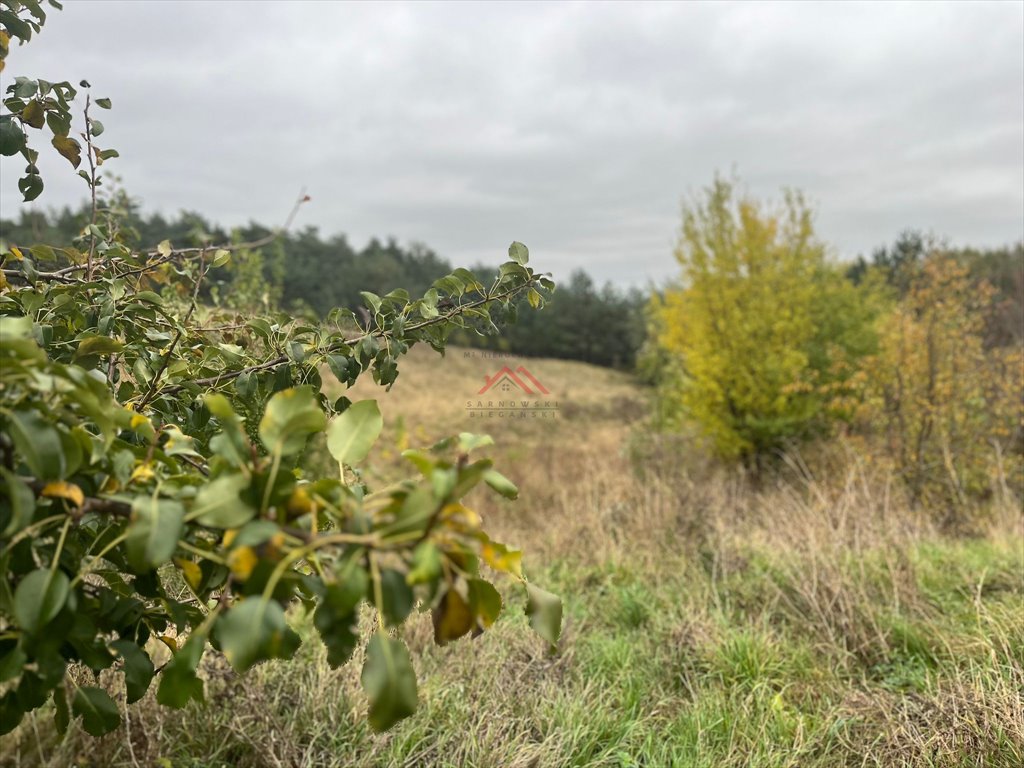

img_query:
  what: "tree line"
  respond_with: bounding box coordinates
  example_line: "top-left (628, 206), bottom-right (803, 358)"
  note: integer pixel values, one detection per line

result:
top-left (0, 201), bottom-right (647, 369)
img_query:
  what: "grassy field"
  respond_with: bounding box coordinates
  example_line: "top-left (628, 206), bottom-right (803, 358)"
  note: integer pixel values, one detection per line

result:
top-left (4, 347), bottom-right (1022, 767)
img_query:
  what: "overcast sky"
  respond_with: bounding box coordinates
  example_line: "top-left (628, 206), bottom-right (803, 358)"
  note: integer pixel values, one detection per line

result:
top-left (1, 0), bottom-right (1021, 286)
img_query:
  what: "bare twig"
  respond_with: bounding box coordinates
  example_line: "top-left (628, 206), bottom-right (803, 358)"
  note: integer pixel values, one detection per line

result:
top-left (84, 94), bottom-right (98, 281)
top-left (138, 188), bottom-right (309, 259)
top-left (1, 190), bottom-right (309, 285)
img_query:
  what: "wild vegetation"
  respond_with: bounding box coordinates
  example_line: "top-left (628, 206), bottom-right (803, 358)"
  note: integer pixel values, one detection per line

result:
top-left (1, 2), bottom-right (1022, 767)
top-left (0, 204), bottom-right (647, 370)
top-left (1, 0), bottom-right (560, 745)
top-left (648, 178), bottom-right (1022, 520)
top-left (3, 349), bottom-right (1021, 767)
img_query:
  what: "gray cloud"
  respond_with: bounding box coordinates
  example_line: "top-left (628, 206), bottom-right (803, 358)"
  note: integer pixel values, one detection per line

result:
top-left (1, 0), bottom-right (1021, 286)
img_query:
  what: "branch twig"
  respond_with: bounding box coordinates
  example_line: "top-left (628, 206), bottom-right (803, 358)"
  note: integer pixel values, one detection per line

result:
top-left (160, 278), bottom-right (536, 395)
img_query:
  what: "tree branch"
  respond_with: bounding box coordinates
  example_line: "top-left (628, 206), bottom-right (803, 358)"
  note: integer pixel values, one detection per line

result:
top-left (1, 190), bottom-right (309, 285)
top-left (159, 278), bottom-right (538, 396)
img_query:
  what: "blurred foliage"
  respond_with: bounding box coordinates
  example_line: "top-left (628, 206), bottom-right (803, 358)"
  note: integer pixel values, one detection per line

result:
top-left (650, 176), bottom-right (881, 462)
top-left (649, 178), bottom-right (1023, 512)
top-left (854, 254), bottom-right (1023, 512)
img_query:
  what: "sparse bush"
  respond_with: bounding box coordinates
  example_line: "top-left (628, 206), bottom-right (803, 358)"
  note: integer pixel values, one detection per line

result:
top-left (856, 253), bottom-right (1023, 513)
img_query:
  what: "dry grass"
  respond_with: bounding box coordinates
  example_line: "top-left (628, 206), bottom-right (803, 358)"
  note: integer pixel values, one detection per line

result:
top-left (3, 347), bottom-right (1022, 767)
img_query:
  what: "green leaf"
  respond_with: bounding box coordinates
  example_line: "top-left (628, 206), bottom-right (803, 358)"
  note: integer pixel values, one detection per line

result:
top-left (205, 394), bottom-right (249, 467)
top-left (0, 12), bottom-right (33, 43)
top-left (21, 99), bottom-right (44, 129)
top-left (163, 426), bottom-right (200, 457)
top-left (360, 633), bottom-right (418, 732)
top-left (326, 353), bottom-right (358, 386)
top-left (191, 474), bottom-right (254, 529)
top-left (156, 635), bottom-right (205, 708)
top-left (73, 334), bottom-right (123, 360)
top-left (215, 598), bottom-right (301, 672)
top-left (0, 692), bottom-right (23, 736)
top-left (45, 105), bottom-right (72, 134)
top-left (0, 468), bottom-right (36, 537)
top-left (508, 241), bottom-right (530, 266)
top-left (110, 640), bottom-right (154, 704)
top-left (95, 97), bottom-right (112, 109)
top-left (483, 469), bottom-right (518, 499)
top-left (360, 291), bottom-right (382, 315)
top-left (525, 583), bottom-right (562, 646)
top-left (0, 118), bottom-right (26, 156)
top-left (468, 578), bottom-right (503, 629)
top-left (406, 542), bottom-right (442, 585)
top-left (18, 173), bottom-right (43, 202)
top-left (377, 569), bottom-right (414, 627)
top-left (326, 399), bottom-right (382, 468)
top-left (50, 134), bottom-right (81, 168)
top-left (0, 642), bottom-right (27, 684)
top-left (126, 495), bottom-right (185, 572)
top-left (211, 248), bottom-right (230, 267)
top-left (14, 568), bottom-right (69, 635)
top-left (88, 118), bottom-right (103, 137)
top-left (135, 290), bottom-right (163, 305)
top-left (71, 686), bottom-right (119, 736)
top-left (314, 566), bottom-right (367, 668)
top-left (52, 685), bottom-right (70, 735)
top-left (457, 432), bottom-right (494, 454)
top-left (259, 387), bottom-right (327, 457)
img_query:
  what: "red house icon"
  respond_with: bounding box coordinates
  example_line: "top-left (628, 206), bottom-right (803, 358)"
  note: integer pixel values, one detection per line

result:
top-left (478, 366), bottom-right (551, 395)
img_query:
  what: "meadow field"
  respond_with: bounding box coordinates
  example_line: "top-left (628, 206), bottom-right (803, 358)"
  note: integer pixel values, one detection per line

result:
top-left (3, 347), bottom-right (1021, 768)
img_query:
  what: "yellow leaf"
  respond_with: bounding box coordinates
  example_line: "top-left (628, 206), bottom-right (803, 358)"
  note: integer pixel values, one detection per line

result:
top-left (286, 486), bottom-right (314, 518)
top-left (481, 537), bottom-right (523, 579)
top-left (130, 463), bottom-right (155, 483)
top-left (222, 528), bottom-right (239, 548)
top-left (40, 481), bottom-right (84, 509)
top-left (9, 246), bottom-right (23, 261)
top-left (441, 503), bottom-right (481, 532)
top-left (157, 635), bottom-right (179, 653)
top-left (227, 546), bottom-right (259, 581)
top-left (432, 588), bottom-right (474, 646)
top-left (174, 558), bottom-right (204, 592)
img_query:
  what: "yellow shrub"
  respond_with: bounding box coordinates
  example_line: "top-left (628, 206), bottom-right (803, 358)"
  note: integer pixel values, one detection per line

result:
top-left (858, 255), bottom-right (1023, 508)
top-left (653, 178), bottom-right (880, 461)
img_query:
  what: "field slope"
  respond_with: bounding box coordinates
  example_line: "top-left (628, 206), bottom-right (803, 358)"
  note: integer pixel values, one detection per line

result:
top-left (5, 348), bottom-right (1022, 768)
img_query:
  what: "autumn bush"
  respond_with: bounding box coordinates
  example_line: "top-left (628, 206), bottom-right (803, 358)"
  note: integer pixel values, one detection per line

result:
top-left (650, 178), bottom-right (1022, 515)
top-left (650, 176), bottom-right (880, 463)
top-left (855, 253), bottom-right (1023, 514)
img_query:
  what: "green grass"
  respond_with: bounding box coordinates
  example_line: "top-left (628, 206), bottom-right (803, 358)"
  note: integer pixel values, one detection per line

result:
top-left (3, 348), bottom-right (1021, 767)
top-left (4, 533), bottom-right (1021, 767)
